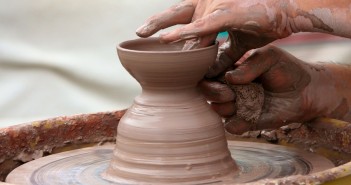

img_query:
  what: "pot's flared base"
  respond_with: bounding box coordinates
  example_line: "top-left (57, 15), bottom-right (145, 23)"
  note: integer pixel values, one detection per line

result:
top-left (102, 161), bottom-right (236, 185)
top-left (6, 141), bottom-right (334, 185)
top-left (102, 168), bottom-right (236, 185)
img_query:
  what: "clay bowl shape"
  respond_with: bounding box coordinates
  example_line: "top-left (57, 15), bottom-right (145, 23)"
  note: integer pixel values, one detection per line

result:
top-left (104, 38), bottom-right (237, 185)
top-left (117, 37), bottom-right (218, 90)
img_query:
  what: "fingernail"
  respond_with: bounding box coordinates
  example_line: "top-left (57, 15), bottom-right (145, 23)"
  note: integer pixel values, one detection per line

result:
top-left (136, 25), bottom-right (146, 35)
top-left (136, 23), bottom-right (156, 37)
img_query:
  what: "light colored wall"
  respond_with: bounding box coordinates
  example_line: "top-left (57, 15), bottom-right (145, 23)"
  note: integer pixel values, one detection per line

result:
top-left (0, 0), bottom-right (179, 126)
top-left (0, 1), bottom-right (350, 127)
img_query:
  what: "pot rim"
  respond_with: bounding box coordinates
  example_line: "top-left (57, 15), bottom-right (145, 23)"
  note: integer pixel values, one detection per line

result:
top-left (117, 37), bottom-right (219, 54)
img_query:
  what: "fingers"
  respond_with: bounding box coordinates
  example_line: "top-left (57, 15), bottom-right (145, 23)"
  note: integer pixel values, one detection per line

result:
top-left (235, 49), bottom-right (256, 65)
top-left (182, 33), bottom-right (218, 50)
top-left (200, 80), bottom-right (250, 132)
top-left (198, 80), bottom-right (235, 103)
top-left (136, 1), bottom-right (195, 38)
top-left (206, 47), bottom-right (258, 79)
top-left (209, 31), bottom-right (276, 78)
top-left (206, 31), bottom-right (259, 78)
top-left (225, 112), bottom-right (286, 135)
top-left (206, 50), bottom-right (233, 78)
top-left (159, 9), bottom-right (229, 43)
top-left (225, 117), bottom-right (252, 135)
top-left (225, 48), bottom-right (273, 85)
top-left (256, 112), bottom-right (289, 130)
top-left (211, 101), bottom-right (236, 117)
top-left (197, 33), bottom-right (218, 47)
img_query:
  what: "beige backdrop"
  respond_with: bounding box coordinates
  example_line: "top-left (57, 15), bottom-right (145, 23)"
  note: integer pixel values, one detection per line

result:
top-left (0, 1), bottom-right (350, 127)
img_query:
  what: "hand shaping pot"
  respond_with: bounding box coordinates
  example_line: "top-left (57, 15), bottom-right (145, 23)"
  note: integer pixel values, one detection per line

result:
top-left (103, 38), bottom-right (238, 184)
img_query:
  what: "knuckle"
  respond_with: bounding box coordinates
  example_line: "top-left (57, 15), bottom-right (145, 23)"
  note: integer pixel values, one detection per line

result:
top-left (262, 45), bottom-right (278, 53)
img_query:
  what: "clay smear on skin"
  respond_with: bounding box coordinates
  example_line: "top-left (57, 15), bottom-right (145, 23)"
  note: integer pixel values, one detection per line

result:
top-left (290, 0), bottom-right (351, 37)
top-left (288, 0), bottom-right (332, 32)
top-left (239, 1), bottom-right (277, 22)
top-left (136, 1), bottom-right (194, 37)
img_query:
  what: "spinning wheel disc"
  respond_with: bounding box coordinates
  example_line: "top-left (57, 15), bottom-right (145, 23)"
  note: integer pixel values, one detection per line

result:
top-left (6, 141), bottom-right (334, 185)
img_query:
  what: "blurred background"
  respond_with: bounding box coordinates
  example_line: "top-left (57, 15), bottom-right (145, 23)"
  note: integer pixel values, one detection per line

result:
top-left (0, 0), bottom-right (350, 127)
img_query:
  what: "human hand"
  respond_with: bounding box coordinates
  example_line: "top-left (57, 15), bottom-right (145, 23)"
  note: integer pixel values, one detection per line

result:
top-left (136, 0), bottom-right (294, 42)
top-left (136, 0), bottom-right (294, 77)
top-left (200, 45), bottom-right (319, 134)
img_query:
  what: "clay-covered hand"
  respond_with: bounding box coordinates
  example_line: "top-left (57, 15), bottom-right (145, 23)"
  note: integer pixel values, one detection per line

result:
top-left (136, 0), bottom-right (351, 44)
top-left (136, 0), bottom-right (293, 41)
top-left (136, 0), bottom-right (294, 69)
top-left (200, 45), bottom-right (348, 134)
top-left (137, 0), bottom-right (293, 38)
top-left (136, 0), bottom-right (351, 77)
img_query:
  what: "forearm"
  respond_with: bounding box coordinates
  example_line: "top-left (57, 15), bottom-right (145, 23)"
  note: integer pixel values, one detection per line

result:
top-left (286, 0), bottom-right (351, 38)
top-left (303, 62), bottom-right (351, 122)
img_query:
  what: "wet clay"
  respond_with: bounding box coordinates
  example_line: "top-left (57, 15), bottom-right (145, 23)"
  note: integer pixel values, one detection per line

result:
top-left (6, 141), bottom-right (335, 185)
top-left (103, 38), bottom-right (237, 184)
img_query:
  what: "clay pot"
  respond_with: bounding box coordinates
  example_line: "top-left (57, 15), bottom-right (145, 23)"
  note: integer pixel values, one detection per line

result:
top-left (103, 38), bottom-right (237, 184)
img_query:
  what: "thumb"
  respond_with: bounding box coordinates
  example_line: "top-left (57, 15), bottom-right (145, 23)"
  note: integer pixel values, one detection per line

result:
top-left (206, 31), bottom-right (251, 78)
top-left (225, 48), bottom-right (273, 85)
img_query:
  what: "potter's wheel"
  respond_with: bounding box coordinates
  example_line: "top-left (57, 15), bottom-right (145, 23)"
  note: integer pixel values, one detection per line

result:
top-left (6, 141), bottom-right (334, 185)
